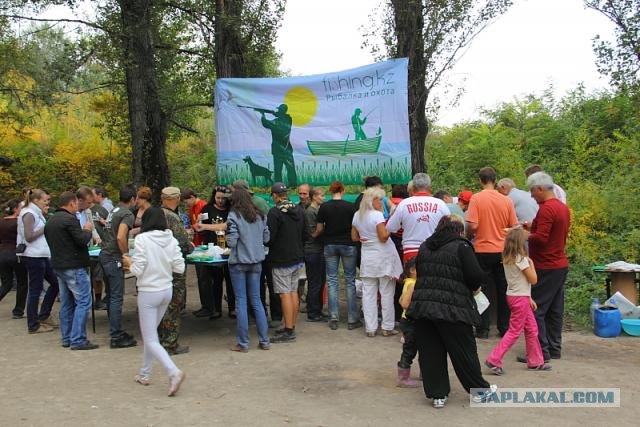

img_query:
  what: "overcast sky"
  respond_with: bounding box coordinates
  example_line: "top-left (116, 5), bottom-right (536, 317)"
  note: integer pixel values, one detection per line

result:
top-left (37, 0), bottom-right (617, 126)
top-left (276, 0), bottom-right (616, 126)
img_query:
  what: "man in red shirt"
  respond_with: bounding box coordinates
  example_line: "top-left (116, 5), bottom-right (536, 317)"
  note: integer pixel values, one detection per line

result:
top-left (522, 171), bottom-right (570, 362)
top-left (180, 188), bottom-right (210, 317)
top-left (465, 167), bottom-right (518, 339)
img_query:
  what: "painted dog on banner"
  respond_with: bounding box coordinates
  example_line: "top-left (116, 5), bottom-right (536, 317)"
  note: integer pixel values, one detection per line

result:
top-left (243, 156), bottom-right (273, 185)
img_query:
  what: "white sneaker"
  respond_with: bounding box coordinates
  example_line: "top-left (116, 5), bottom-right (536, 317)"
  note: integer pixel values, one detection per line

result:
top-left (432, 397), bottom-right (447, 409)
top-left (473, 384), bottom-right (498, 403)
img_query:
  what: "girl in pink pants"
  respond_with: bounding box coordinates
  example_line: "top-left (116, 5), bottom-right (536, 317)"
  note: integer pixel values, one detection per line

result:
top-left (485, 228), bottom-right (551, 374)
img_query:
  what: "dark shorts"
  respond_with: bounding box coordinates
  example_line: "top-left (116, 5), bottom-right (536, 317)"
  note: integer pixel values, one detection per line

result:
top-left (90, 258), bottom-right (104, 282)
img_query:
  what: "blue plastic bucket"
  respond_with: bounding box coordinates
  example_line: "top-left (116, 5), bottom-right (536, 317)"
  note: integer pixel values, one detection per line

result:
top-left (594, 307), bottom-right (621, 338)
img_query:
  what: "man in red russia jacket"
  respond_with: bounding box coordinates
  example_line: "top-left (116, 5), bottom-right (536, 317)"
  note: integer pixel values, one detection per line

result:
top-left (522, 171), bottom-right (570, 362)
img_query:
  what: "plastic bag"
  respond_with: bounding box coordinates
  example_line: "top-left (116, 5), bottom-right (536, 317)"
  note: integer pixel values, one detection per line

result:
top-left (605, 291), bottom-right (640, 319)
top-left (355, 279), bottom-right (363, 298)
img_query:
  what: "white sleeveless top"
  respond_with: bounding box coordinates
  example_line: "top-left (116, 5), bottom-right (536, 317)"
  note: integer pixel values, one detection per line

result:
top-left (17, 204), bottom-right (51, 258)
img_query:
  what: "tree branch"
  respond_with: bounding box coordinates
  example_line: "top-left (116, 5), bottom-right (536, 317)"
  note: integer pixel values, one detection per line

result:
top-left (169, 119), bottom-right (199, 133)
top-left (170, 101), bottom-right (214, 112)
top-left (1, 14), bottom-right (112, 35)
top-left (59, 82), bottom-right (123, 95)
top-left (154, 44), bottom-right (206, 57)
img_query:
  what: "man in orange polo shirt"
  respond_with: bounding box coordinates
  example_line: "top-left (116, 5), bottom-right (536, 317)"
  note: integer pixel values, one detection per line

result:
top-left (181, 188), bottom-right (210, 317)
top-left (465, 167), bottom-right (518, 339)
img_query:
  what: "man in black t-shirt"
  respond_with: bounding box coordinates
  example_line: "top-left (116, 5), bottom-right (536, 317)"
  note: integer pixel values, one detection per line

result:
top-left (313, 181), bottom-right (361, 331)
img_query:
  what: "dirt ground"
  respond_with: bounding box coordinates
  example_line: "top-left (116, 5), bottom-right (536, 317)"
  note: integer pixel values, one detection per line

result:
top-left (1, 266), bottom-right (639, 427)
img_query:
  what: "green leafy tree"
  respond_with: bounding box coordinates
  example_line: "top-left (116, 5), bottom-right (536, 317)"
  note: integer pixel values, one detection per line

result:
top-left (585, 0), bottom-right (640, 89)
top-left (2, 0), bottom-right (285, 198)
top-left (366, 0), bottom-right (512, 173)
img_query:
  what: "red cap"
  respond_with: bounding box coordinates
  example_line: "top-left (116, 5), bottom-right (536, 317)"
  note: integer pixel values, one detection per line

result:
top-left (458, 190), bottom-right (473, 204)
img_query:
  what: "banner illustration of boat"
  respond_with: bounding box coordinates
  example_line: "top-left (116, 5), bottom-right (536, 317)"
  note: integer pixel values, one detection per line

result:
top-left (306, 129), bottom-right (382, 156)
top-left (307, 107), bottom-right (381, 156)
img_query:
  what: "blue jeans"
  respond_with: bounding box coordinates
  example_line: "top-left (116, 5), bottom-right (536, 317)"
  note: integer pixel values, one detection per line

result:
top-left (54, 268), bottom-right (92, 347)
top-left (229, 263), bottom-right (269, 348)
top-left (23, 257), bottom-right (59, 331)
top-left (100, 254), bottom-right (126, 340)
top-left (323, 244), bottom-right (358, 323)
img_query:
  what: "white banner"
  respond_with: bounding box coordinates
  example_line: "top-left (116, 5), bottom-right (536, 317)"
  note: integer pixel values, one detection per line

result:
top-left (214, 59), bottom-right (410, 187)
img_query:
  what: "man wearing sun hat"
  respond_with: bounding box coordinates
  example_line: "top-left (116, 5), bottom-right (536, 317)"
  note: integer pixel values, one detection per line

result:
top-left (158, 186), bottom-right (193, 355)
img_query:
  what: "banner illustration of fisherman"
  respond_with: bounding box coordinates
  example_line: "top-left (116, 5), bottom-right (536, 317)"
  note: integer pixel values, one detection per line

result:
top-left (215, 59), bottom-right (410, 186)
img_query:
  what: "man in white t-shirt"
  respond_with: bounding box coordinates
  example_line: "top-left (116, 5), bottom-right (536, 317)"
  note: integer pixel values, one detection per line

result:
top-left (386, 173), bottom-right (450, 262)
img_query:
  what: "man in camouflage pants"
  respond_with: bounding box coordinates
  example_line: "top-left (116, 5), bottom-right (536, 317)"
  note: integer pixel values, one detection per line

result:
top-left (159, 187), bottom-right (193, 355)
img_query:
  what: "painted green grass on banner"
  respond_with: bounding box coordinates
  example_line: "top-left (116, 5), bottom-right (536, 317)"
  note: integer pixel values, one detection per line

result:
top-left (218, 157), bottom-right (411, 186)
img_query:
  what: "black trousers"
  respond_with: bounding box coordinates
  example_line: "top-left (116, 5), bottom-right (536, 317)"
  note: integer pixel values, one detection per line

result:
top-left (212, 265), bottom-right (235, 314)
top-left (476, 252), bottom-right (510, 336)
top-left (398, 319), bottom-right (418, 369)
top-left (195, 264), bottom-right (213, 312)
top-left (259, 261), bottom-right (282, 321)
top-left (197, 265), bottom-right (235, 314)
top-left (304, 251), bottom-right (325, 318)
top-left (0, 251), bottom-right (28, 316)
top-left (531, 267), bottom-right (568, 360)
top-left (415, 318), bottom-right (489, 399)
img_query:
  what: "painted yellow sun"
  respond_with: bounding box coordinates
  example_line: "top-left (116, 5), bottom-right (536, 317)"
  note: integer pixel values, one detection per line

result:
top-left (283, 86), bottom-right (318, 127)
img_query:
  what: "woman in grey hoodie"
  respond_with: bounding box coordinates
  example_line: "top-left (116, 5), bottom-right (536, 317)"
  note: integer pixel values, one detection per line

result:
top-left (226, 188), bottom-right (271, 352)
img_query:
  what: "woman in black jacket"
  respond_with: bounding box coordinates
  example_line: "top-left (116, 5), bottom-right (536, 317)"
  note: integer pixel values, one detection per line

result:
top-left (406, 215), bottom-right (496, 409)
top-left (0, 200), bottom-right (28, 318)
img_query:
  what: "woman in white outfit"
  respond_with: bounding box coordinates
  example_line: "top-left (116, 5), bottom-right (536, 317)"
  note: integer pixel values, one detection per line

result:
top-left (351, 187), bottom-right (403, 337)
top-left (122, 207), bottom-right (186, 397)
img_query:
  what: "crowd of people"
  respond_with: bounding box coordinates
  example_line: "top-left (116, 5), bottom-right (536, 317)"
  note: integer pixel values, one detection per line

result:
top-left (0, 164), bottom-right (570, 406)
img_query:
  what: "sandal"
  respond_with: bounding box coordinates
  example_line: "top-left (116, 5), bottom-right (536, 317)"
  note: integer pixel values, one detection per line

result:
top-left (382, 329), bottom-right (399, 337)
top-left (134, 374), bottom-right (151, 386)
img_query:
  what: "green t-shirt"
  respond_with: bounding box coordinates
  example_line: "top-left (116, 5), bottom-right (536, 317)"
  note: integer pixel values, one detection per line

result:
top-left (102, 205), bottom-right (134, 258)
top-left (252, 195), bottom-right (270, 216)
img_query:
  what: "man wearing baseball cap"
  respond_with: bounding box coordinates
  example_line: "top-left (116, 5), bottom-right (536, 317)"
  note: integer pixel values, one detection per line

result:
top-left (266, 182), bottom-right (306, 343)
top-left (457, 190), bottom-right (473, 213)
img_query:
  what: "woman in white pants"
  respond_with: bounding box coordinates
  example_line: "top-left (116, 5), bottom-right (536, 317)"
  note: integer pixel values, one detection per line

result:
top-left (123, 207), bottom-right (186, 397)
top-left (352, 187), bottom-right (403, 337)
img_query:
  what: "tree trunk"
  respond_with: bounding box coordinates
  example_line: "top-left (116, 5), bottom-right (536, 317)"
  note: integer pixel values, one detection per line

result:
top-left (215, 0), bottom-right (245, 78)
top-left (120, 0), bottom-right (169, 200)
top-left (392, 0), bottom-right (427, 174)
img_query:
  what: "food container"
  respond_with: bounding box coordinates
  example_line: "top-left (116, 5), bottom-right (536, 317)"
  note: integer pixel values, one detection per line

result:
top-left (620, 319), bottom-right (640, 336)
